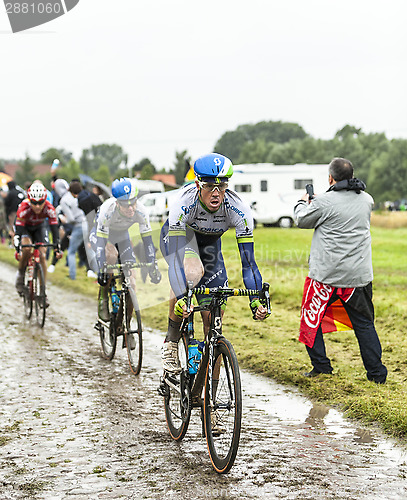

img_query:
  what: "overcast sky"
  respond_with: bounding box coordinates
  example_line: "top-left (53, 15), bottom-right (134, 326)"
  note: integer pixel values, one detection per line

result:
top-left (0, 0), bottom-right (406, 170)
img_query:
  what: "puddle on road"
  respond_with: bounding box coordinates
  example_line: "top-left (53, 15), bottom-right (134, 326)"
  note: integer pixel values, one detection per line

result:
top-left (0, 261), bottom-right (407, 499)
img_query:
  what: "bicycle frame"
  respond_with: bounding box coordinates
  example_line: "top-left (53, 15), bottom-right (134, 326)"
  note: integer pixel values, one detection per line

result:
top-left (20, 243), bottom-right (56, 327)
top-left (182, 282), bottom-right (271, 406)
top-left (96, 260), bottom-right (154, 375)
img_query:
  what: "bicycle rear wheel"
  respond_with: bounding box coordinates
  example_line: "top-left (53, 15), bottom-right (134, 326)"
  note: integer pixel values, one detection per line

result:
top-left (204, 337), bottom-right (242, 473)
top-left (163, 336), bottom-right (192, 441)
top-left (99, 289), bottom-right (117, 360)
top-left (33, 264), bottom-right (46, 328)
top-left (23, 273), bottom-right (33, 320)
top-left (124, 290), bottom-right (143, 375)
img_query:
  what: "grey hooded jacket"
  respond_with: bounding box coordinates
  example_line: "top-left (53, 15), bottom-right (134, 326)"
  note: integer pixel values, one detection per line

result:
top-left (294, 179), bottom-right (374, 288)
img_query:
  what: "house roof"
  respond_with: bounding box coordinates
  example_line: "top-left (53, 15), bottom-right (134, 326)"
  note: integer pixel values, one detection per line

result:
top-left (4, 163), bottom-right (50, 179)
top-left (152, 173), bottom-right (177, 187)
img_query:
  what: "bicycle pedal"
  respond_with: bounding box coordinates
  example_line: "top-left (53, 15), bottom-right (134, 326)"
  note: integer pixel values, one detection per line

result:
top-left (157, 377), bottom-right (169, 397)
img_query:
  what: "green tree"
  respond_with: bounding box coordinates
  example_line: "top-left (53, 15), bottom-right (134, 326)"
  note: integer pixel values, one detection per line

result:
top-left (80, 144), bottom-right (127, 176)
top-left (335, 125), bottom-right (362, 140)
top-left (214, 120), bottom-right (308, 162)
top-left (40, 147), bottom-right (72, 166)
top-left (140, 163), bottom-right (155, 180)
top-left (15, 155), bottom-right (35, 187)
top-left (238, 139), bottom-right (272, 164)
top-left (173, 150), bottom-right (191, 185)
top-left (93, 164), bottom-right (112, 186)
top-left (367, 140), bottom-right (407, 202)
top-left (131, 157), bottom-right (155, 176)
top-left (56, 159), bottom-right (82, 182)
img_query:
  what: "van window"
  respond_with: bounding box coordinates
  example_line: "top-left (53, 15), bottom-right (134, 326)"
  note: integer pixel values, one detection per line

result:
top-left (260, 180), bottom-right (267, 192)
top-left (144, 198), bottom-right (156, 206)
top-left (294, 179), bottom-right (313, 190)
top-left (234, 184), bottom-right (252, 193)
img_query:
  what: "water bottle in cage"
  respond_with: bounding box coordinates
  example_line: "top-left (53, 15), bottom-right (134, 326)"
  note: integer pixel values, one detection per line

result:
top-left (27, 264), bottom-right (34, 281)
top-left (111, 286), bottom-right (120, 313)
top-left (188, 339), bottom-right (203, 374)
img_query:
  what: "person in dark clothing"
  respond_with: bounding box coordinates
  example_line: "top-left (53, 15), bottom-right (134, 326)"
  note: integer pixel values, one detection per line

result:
top-left (4, 180), bottom-right (25, 242)
top-left (70, 180), bottom-right (102, 276)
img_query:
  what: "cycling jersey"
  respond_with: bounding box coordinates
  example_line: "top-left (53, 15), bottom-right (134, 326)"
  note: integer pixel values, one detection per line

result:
top-left (162, 184), bottom-right (262, 299)
top-left (168, 184), bottom-right (253, 242)
top-left (15, 199), bottom-right (59, 227)
top-left (93, 198), bottom-right (155, 269)
top-left (14, 199), bottom-right (59, 246)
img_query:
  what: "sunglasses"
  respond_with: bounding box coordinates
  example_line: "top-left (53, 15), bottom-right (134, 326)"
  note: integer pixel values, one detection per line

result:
top-left (118, 198), bottom-right (137, 207)
top-left (198, 181), bottom-right (228, 192)
top-left (30, 199), bottom-right (45, 206)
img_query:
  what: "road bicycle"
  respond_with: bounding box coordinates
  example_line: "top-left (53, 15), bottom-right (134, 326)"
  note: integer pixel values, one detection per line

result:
top-left (21, 243), bottom-right (55, 328)
top-left (95, 261), bottom-right (152, 376)
top-left (159, 282), bottom-right (271, 473)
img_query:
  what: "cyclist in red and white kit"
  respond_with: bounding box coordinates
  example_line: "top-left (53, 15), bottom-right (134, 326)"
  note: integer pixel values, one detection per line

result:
top-left (14, 182), bottom-right (63, 297)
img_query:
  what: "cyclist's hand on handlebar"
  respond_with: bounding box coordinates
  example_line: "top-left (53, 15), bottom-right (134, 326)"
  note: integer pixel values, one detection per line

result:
top-left (14, 251), bottom-right (21, 262)
top-left (54, 245), bottom-right (63, 260)
top-left (250, 299), bottom-right (271, 321)
top-left (97, 270), bottom-right (109, 287)
top-left (174, 297), bottom-right (193, 318)
top-left (149, 264), bottom-right (161, 284)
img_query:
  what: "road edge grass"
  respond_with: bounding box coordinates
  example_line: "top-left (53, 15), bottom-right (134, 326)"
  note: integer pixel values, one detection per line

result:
top-left (1, 230), bottom-right (407, 442)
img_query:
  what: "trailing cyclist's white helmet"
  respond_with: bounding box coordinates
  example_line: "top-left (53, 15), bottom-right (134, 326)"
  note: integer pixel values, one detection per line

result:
top-left (27, 183), bottom-right (47, 203)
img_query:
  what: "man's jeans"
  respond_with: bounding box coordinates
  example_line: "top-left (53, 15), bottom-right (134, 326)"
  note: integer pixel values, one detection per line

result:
top-left (306, 296), bottom-right (387, 383)
top-left (67, 224), bottom-right (84, 280)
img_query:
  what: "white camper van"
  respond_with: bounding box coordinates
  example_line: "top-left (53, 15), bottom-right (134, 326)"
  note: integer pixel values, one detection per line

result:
top-left (229, 163), bottom-right (329, 227)
top-left (138, 189), bottom-right (181, 222)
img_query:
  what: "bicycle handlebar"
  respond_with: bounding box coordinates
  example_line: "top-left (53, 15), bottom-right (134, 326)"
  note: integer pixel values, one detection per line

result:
top-left (186, 282), bottom-right (271, 314)
top-left (106, 261), bottom-right (155, 271)
top-left (21, 243), bottom-right (57, 249)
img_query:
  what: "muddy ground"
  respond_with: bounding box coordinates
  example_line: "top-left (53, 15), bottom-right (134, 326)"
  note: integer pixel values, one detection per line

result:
top-left (0, 262), bottom-right (406, 499)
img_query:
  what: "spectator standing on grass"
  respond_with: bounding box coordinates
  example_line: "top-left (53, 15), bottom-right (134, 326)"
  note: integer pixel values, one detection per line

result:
top-left (59, 180), bottom-right (86, 280)
top-left (71, 180), bottom-right (102, 277)
top-left (4, 180), bottom-right (25, 243)
top-left (294, 157), bottom-right (387, 384)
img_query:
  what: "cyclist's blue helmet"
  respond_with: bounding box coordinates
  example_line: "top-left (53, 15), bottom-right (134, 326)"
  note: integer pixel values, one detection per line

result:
top-left (193, 153), bottom-right (233, 182)
top-left (111, 177), bottom-right (139, 204)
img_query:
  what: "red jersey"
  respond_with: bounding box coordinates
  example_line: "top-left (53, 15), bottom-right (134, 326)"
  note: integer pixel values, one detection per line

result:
top-left (15, 199), bottom-right (58, 227)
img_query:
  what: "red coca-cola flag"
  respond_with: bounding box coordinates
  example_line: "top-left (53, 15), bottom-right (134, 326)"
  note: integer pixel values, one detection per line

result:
top-left (299, 277), bottom-right (354, 348)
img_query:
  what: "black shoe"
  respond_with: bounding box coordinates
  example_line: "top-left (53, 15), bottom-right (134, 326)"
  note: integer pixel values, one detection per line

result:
top-left (303, 368), bottom-right (332, 378)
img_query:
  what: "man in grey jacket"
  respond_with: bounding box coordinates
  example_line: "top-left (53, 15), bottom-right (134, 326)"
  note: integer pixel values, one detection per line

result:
top-left (294, 157), bottom-right (387, 384)
top-left (59, 180), bottom-right (86, 280)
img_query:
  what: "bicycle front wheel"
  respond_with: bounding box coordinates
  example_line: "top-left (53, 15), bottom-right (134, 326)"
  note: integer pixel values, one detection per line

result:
top-left (204, 337), bottom-right (242, 474)
top-left (99, 289), bottom-right (117, 360)
top-left (163, 336), bottom-right (191, 441)
top-left (34, 264), bottom-right (46, 328)
top-left (124, 290), bottom-right (143, 376)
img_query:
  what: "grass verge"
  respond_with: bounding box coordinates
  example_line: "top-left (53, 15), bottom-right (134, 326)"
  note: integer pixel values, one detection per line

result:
top-left (1, 225), bottom-right (407, 438)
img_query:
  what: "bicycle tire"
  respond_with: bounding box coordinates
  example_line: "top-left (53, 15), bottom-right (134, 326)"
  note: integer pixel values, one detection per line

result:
top-left (34, 264), bottom-right (46, 328)
top-left (99, 290), bottom-right (117, 360)
top-left (23, 271), bottom-right (33, 320)
top-left (204, 337), bottom-right (242, 473)
top-left (124, 290), bottom-right (143, 376)
top-left (163, 336), bottom-right (192, 441)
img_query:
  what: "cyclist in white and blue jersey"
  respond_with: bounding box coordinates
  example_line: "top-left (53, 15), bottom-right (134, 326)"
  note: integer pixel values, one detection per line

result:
top-left (160, 153), bottom-right (269, 373)
top-left (90, 177), bottom-right (161, 322)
